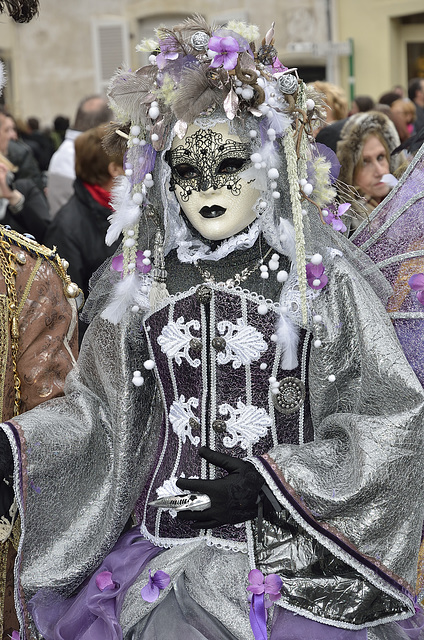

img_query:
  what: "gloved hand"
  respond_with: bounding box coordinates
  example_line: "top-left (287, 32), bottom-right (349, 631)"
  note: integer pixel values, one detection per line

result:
top-left (176, 446), bottom-right (265, 529)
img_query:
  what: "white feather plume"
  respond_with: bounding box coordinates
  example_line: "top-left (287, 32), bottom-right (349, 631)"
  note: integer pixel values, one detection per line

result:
top-left (277, 312), bottom-right (299, 370)
top-left (100, 272), bottom-right (139, 324)
top-left (278, 217), bottom-right (296, 262)
top-left (106, 176), bottom-right (141, 246)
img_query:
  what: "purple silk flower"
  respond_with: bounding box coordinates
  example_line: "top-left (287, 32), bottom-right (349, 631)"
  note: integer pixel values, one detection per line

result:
top-left (95, 570), bottom-right (118, 592)
top-left (247, 569), bottom-right (282, 640)
top-left (306, 262), bottom-right (328, 290)
top-left (140, 568), bottom-right (171, 602)
top-left (409, 273), bottom-right (424, 305)
top-left (208, 35), bottom-right (240, 70)
top-left (111, 251), bottom-right (152, 276)
top-left (323, 203), bottom-right (351, 233)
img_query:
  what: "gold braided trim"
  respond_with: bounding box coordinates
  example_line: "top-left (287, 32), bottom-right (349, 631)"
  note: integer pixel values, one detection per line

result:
top-left (0, 240), bottom-right (20, 416)
top-left (0, 296), bottom-right (9, 422)
top-left (0, 226), bottom-right (81, 300)
top-left (16, 256), bottom-right (42, 318)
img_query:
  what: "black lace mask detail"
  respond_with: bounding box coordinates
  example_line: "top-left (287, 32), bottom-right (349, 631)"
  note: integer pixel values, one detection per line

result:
top-left (169, 129), bottom-right (251, 201)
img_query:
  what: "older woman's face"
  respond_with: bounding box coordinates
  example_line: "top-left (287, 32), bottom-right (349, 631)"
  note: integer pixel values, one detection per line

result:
top-left (354, 135), bottom-right (391, 202)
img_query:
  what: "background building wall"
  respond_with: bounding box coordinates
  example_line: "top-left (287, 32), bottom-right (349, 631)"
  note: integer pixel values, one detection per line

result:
top-left (0, 0), bottom-right (423, 128)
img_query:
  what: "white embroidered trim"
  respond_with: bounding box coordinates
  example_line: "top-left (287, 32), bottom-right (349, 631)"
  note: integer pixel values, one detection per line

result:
top-left (169, 396), bottom-right (201, 446)
top-left (216, 318), bottom-right (268, 369)
top-left (157, 316), bottom-right (201, 368)
top-left (218, 400), bottom-right (272, 450)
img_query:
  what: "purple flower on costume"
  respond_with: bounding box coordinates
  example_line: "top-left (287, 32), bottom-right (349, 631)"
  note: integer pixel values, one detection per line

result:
top-left (323, 203), bottom-right (351, 234)
top-left (11, 632), bottom-right (20, 640)
top-left (272, 57), bottom-right (288, 73)
top-left (140, 569), bottom-right (171, 602)
top-left (111, 251), bottom-right (152, 275)
top-left (409, 273), bottom-right (424, 305)
top-left (156, 38), bottom-right (179, 70)
top-left (208, 36), bottom-right (240, 71)
top-left (247, 569), bottom-right (282, 607)
top-left (95, 571), bottom-right (117, 592)
top-left (306, 262), bottom-right (328, 290)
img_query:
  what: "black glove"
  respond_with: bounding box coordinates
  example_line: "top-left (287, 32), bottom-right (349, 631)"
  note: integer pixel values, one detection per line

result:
top-left (176, 446), bottom-right (265, 529)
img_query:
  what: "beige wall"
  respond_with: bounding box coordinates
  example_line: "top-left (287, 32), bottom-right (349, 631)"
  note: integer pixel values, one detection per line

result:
top-left (1, 0), bottom-right (422, 126)
top-left (336, 0), bottom-right (424, 105)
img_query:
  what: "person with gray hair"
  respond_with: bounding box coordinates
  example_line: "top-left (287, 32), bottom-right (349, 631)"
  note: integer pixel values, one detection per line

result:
top-left (46, 95), bottom-right (112, 216)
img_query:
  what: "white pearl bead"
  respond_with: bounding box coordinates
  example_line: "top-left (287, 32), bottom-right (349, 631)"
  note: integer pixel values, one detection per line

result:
top-left (306, 98), bottom-right (315, 111)
top-left (270, 181), bottom-right (277, 189)
top-left (130, 125), bottom-right (141, 136)
top-left (258, 303), bottom-right (268, 315)
top-left (251, 153), bottom-right (262, 163)
top-left (235, 87), bottom-right (243, 94)
top-left (313, 314), bottom-right (322, 323)
top-left (260, 271), bottom-right (269, 279)
top-left (249, 130), bottom-right (257, 138)
top-left (132, 375), bottom-right (145, 387)
top-left (260, 362), bottom-right (267, 370)
top-left (314, 339), bottom-right (322, 348)
top-left (151, 133), bottom-right (159, 142)
top-left (268, 168), bottom-right (279, 180)
top-left (127, 263), bottom-right (135, 270)
top-left (260, 265), bottom-right (268, 272)
top-left (132, 192), bottom-right (143, 205)
top-left (241, 87), bottom-right (254, 99)
top-left (132, 138), bottom-right (140, 145)
top-left (268, 260), bottom-right (279, 271)
top-left (267, 128), bottom-right (276, 137)
top-left (149, 105), bottom-right (160, 119)
top-left (125, 169), bottom-right (133, 176)
top-left (144, 250), bottom-right (152, 257)
top-left (322, 209), bottom-right (329, 217)
top-left (311, 253), bottom-right (323, 265)
top-left (312, 278), bottom-right (321, 287)
top-left (270, 334), bottom-right (277, 342)
top-left (268, 376), bottom-right (276, 384)
top-left (254, 163), bottom-right (262, 170)
top-left (124, 239), bottom-right (136, 248)
top-left (258, 200), bottom-right (267, 211)
top-left (328, 374), bottom-right (336, 382)
top-left (141, 285), bottom-right (149, 294)
top-left (277, 270), bottom-right (288, 282)
top-left (272, 191), bottom-right (280, 199)
top-left (127, 229), bottom-right (135, 237)
top-left (271, 387), bottom-right (280, 395)
top-left (142, 258), bottom-right (151, 265)
top-left (131, 305), bottom-right (140, 313)
top-left (299, 178), bottom-right (307, 187)
top-left (272, 254), bottom-right (280, 262)
top-left (144, 359), bottom-right (155, 370)
top-left (303, 183), bottom-right (313, 196)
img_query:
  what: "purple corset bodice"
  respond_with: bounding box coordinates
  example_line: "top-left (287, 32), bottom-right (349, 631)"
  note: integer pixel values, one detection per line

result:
top-left (136, 284), bottom-right (312, 550)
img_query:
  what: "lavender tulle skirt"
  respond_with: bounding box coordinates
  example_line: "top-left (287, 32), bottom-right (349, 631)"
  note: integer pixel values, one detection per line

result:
top-left (28, 527), bottom-right (424, 640)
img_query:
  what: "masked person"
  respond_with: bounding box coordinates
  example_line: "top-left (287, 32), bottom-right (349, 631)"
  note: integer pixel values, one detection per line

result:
top-left (2, 17), bottom-right (424, 640)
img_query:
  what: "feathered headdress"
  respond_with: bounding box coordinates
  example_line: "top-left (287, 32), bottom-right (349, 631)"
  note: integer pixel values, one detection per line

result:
top-left (102, 16), bottom-right (338, 325)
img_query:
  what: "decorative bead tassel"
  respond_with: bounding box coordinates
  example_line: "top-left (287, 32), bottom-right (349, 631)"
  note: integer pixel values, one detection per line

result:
top-left (284, 131), bottom-right (308, 326)
top-left (149, 229), bottom-right (169, 311)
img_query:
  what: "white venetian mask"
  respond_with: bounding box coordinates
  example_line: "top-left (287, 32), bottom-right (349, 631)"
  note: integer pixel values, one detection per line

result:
top-left (169, 122), bottom-right (259, 241)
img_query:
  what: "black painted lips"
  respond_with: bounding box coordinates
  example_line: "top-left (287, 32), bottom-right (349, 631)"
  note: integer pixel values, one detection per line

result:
top-left (199, 206), bottom-right (226, 218)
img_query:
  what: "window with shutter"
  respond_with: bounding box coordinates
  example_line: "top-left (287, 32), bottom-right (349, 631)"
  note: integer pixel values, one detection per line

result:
top-left (93, 20), bottom-right (129, 94)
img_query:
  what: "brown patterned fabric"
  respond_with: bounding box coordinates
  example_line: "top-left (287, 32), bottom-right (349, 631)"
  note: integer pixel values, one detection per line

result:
top-left (0, 228), bottom-right (78, 637)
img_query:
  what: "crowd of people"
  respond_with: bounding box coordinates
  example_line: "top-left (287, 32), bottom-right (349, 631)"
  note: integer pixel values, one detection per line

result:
top-left (0, 2), bottom-right (424, 640)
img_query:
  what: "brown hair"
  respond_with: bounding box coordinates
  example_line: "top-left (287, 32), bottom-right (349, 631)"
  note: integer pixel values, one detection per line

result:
top-left (74, 124), bottom-right (123, 186)
top-left (353, 131), bottom-right (390, 183)
top-left (312, 81), bottom-right (349, 121)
